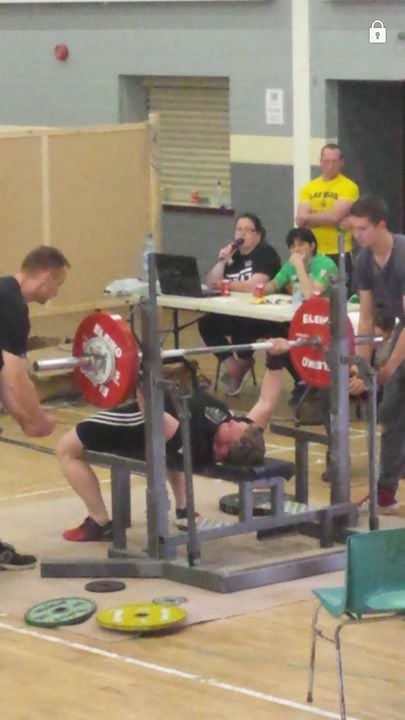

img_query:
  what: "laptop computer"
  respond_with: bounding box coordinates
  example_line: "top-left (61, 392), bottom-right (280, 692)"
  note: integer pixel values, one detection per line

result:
top-left (154, 253), bottom-right (221, 298)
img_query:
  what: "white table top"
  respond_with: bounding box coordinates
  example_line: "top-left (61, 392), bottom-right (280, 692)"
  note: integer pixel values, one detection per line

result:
top-left (115, 289), bottom-right (360, 330)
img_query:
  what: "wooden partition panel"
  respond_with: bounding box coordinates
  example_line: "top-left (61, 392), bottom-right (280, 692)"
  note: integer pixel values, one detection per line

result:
top-left (0, 122), bottom-right (158, 319)
top-left (0, 134), bottom-right (43, 267)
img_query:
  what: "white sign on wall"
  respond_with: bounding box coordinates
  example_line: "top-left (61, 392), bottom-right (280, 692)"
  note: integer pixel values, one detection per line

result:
top-left (265, 88), bottom-right (284, 126)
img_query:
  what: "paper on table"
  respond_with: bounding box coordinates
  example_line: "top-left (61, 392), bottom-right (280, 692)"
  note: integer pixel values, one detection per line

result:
top-left (264, 294), bottom-right (293, 305)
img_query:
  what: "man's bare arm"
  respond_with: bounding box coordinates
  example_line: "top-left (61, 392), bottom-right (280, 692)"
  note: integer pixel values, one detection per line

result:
top-left (264, 279), bottom-right (280, 295)
top-left (0, 351), bottom-right (55, 436)
top-left (348, 289), bottom-right (375, 395)
top-left (298, 199), bottom-right (353, 228)
top-left (296, 201), bottom-right (311, 227)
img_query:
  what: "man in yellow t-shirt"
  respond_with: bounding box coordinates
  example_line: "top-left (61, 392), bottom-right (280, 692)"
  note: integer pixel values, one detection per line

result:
top-left (296, 143), bottom-right (359, 289)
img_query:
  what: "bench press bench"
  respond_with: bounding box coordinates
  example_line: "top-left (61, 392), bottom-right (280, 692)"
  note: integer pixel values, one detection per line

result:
top-left (40, 439), bottom-right (353, 588)
top-left (83, 450), bottom-right (296, 558)
top-left (82, 444), bottom-right (352, 562)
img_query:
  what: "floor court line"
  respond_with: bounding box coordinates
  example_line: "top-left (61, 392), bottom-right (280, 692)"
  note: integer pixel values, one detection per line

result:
top-left (0, 621), bottom-right (362, 720)
top-left (0, 477), bottom-right (111, 503)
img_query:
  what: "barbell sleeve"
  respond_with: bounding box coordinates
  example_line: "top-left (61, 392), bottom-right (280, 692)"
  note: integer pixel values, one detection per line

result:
top-left (32, 356), bottom-right (94, 373)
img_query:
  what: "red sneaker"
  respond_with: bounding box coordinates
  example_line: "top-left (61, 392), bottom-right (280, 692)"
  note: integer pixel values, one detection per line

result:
top-left (63, 517), bottom-right (113, 542)
top-left (358, 487), bottom-right (400, 516)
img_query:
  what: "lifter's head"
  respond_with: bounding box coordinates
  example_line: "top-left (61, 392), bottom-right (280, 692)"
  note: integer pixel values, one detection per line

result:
top-left (17, 245), bottom-right (70, 304)
top-left (213, 419), bottom-right (265, 465)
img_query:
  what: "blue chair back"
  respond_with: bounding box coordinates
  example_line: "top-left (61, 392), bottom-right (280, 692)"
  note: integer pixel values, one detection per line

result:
top-left (345, 528), bottom-right (405, 616)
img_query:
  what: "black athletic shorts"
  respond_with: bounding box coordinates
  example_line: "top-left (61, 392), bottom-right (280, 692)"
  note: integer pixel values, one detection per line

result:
top-left (76, 402), bottom-right (147, 458)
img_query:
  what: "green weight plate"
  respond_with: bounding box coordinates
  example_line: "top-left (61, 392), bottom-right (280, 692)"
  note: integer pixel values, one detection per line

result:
top-left (96, 602), bottom-right (187, 633)
top-left (25, 597), bottom-right (97, 628)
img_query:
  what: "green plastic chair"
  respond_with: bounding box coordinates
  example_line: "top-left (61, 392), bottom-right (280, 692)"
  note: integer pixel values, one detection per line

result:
top-left (307, 528), bottom-right (405, 719)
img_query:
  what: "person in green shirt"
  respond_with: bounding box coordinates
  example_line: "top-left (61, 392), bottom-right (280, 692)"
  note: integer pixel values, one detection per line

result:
top-left (266, 227), bottom-right (339, 305)
top-left (249, 228), bottom-right (338, 428)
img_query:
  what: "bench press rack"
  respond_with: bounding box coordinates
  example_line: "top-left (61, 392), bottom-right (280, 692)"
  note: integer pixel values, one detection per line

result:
top-left (41, 252), bottom-right (360, 592)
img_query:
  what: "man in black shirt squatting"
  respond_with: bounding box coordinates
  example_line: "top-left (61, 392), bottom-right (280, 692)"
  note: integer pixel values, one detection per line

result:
top-left (0, 246), bottom-right (70, 570)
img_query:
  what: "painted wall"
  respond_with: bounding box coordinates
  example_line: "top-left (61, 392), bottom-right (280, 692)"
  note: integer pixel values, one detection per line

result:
top-left (310, 0), bottom-right (405, 137)
top-left (0, 0), bottom-right (404, 273)
top-left (0, 1), bottom-right (293, 270)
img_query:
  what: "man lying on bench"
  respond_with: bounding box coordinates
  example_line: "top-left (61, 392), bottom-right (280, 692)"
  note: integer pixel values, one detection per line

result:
top-left (56, 387), bottom-right (266, 541)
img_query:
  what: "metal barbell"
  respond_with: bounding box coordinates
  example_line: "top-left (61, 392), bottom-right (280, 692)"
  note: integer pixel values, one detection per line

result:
top-left (32, 298), bottom-right (383, 408)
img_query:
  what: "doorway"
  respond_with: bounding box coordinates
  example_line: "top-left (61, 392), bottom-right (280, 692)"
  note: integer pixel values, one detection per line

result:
top-left (338, 80), bottom-right (405, 232)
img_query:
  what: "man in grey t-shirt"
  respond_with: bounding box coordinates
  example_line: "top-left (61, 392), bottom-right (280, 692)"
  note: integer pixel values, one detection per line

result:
top-left (350, 196), bottom-right (405, 514)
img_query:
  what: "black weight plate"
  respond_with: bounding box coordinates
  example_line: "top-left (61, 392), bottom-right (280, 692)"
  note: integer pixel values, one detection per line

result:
top-left (25, 597), bottom-right (97, 628)
top-left (219, 491), bottom-right (273, 517)
top-left (85, 580), bottom-right (126, 594)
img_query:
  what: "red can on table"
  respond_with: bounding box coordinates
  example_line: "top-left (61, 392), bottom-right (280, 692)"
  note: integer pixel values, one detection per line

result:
top-left (220, 278), bottom-right (231, 296)
top-left (253, 283), bottom-right (265, 299)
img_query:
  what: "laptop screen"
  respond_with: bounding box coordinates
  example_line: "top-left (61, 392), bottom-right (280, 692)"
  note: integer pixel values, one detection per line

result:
top-left (154, 253), bottom-right (205, 297)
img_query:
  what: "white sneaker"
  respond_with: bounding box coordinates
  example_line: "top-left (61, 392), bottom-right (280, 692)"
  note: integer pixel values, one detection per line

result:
top-left (175, 513), bottom-right (229, 531)
top-left (358, 496), bottom-right (400, 516)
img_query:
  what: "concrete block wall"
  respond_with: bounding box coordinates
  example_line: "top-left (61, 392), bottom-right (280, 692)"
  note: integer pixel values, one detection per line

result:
top-left (0, 0), bottom-right (403, 271)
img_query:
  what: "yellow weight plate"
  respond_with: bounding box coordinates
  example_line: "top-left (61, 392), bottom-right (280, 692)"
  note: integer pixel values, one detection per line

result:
top-left (96, 602), bottom-right (187, 633)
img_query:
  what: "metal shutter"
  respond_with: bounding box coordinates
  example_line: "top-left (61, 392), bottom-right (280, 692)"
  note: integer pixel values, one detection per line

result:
top-left (143, 76), bottom-right (230, 205)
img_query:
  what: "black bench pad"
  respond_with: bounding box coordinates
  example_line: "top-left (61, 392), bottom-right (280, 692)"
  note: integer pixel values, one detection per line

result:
top-left (199, 458), bottom-right (295, 483)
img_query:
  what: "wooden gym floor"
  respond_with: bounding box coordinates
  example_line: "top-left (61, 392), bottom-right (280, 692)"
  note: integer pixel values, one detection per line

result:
top-left (1, 319), bottom-right (405, 720)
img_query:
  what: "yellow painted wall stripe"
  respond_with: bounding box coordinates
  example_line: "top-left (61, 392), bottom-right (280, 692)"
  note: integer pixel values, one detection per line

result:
top-left (230, 136), bottom-right (334, 166)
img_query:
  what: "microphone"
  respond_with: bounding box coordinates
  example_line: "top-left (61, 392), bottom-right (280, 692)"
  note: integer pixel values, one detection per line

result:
top-left (218, 237), bottom-right (243, 263)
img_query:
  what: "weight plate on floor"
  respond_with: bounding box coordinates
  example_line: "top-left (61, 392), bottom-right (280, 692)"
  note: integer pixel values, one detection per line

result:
top-left (25, 597), bottom-right (97, 628)
top-left (96, 603), bottom-right (187, 633)
top-left (219, 492), bottom-right (308, 517)
top-left (85, 580), bottom-right (126, 594)
top-left (152, 596), bottom-right (188, 606)
top-left (219, 491), bottom-right (273, 516)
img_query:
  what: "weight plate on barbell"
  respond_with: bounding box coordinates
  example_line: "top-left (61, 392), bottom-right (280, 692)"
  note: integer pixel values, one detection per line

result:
top-left (96, 602), bottom-right (187, 633)
top-left (72, 312), bottom-right (138, 408)
top-left (289, 296), bottom-right (355, 388)
top-left (25, 597), bottom-right (97, 628)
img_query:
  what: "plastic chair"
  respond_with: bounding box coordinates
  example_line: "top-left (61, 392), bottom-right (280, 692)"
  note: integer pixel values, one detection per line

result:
top-left (307, 528), bottom-right (405, 719)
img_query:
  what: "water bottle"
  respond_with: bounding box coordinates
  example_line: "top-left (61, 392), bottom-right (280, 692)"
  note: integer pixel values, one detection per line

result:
top-left (141, 233), bottom-right (155, 282)
top-left (292, 283), bottom-right (303, 309)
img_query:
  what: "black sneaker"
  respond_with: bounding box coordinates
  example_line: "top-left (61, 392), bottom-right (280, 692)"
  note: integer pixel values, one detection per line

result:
top-left (0, 542), bottom-right (37, 570)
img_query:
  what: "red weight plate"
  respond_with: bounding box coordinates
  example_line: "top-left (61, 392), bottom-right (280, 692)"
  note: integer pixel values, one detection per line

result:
top-left (72, 312), bottom-right (139, 408)
top-left (289, 297), bottom-right (355, 388)
top-left (289, 297), bottom-right (331, 388)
